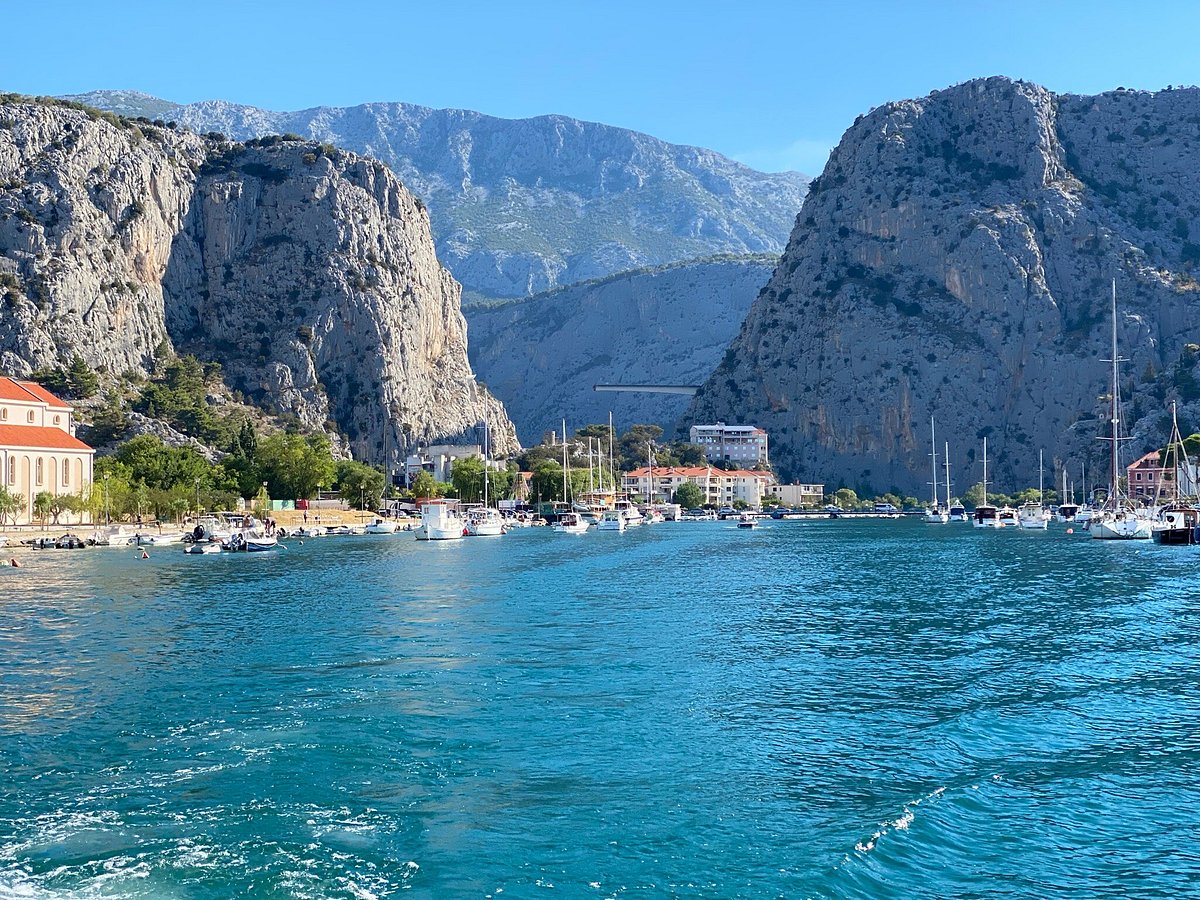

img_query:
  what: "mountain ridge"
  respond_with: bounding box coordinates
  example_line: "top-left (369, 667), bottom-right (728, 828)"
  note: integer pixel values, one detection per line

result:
top-left (66, 90), bottom-right (808, 300)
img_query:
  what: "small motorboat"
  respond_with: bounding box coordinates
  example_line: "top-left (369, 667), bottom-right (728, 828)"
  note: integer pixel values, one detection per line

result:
top-left (183, 542), bottom-right (222, 554)
top-left (736, 514), bottom-right (757, 529)
top-left (552, 512), bottom-right (590, 534)
top-left (364, 517), bottom-right (399, 535)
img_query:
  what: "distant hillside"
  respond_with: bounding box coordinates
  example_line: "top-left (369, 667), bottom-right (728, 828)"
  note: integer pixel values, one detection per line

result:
top-left (68, 90), bottom-right (808, 299)
top-left (465, 255), bottom-right (775, 443)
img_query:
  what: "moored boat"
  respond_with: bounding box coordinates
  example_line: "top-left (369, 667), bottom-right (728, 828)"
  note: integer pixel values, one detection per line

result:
top-left (1091, 281), bottom-right (1152, 541)
top-left (365, 517), bottom-right (400, 534)
top-left (736, 513), bottom-right (757, 529)
top-left (415, 499), bottom-right (465, 541)
top-left (465, 506), bottom-right (506, 536)
top-left (595, 509), bottom-right (627, 532)
top-left (552, 512), bottom-right (590, 534)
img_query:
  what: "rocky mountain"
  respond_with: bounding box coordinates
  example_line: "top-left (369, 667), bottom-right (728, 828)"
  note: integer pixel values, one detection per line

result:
top-left (688, 77), bottom-right (1200, 496)
top-left (66, 90), bottom-right (809, 300)
top-left (465, 255), bottom-right (774, 444)
top-left (0, 96), bottom-right (517, 464)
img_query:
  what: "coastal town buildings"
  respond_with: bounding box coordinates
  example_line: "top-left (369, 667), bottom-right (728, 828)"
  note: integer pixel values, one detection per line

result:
top-left (403, 444), bottom-right (483, 485)
top-left (1127, 449), bottom-right (1197, 500)
top-left (766, 482), bottom-right (826, 507)
top-left (622, 466), bottom-right (775, 507)
top-left (688, 423), bottom-right (769, 467)
top-left (0, 376), bottom-right (94, 525)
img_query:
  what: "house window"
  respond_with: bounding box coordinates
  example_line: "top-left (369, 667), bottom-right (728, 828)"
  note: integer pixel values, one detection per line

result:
top-left (62, 462), bottom-right (70, 486)
top-left (35, 458), bottom-right (43, 484)
top-left (0, 408), bottom-right (6, 421)
top-left (27, 410), bottom-right (35, 423)
top-left (6, 459), bottom-right (13, 484)
top-left (54, 415), bottom-right (61, 425)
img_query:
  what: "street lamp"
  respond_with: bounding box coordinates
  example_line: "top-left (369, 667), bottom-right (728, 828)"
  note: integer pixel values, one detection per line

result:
top-left (194, 477), bottom-right (200, 517)
top-left (103, 473), bottom-right (109, 526)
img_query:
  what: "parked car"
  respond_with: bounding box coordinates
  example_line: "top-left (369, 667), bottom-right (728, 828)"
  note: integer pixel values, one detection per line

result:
top-left (824, 504), bottom-right (844, 513)
top-left (873, 503), bottom-right (899, 513)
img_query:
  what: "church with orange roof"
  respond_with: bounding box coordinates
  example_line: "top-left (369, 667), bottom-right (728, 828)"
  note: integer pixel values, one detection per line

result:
top-left (0, 377), bottom-right (95, 526)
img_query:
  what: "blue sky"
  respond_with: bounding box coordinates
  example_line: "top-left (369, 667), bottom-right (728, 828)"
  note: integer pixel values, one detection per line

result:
top-left (3, 1), bottom-right (1199, 175)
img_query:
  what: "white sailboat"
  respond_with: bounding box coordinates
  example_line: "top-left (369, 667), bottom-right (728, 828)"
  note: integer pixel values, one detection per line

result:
top-left (1018, 449), bottom-right (1050, 529)
top-left (1091, 280), bottom-right (1153, 540)
top-left (924, 417), bottom-right (949, 523)
top-left (973, 437), bottom-right (1003, 527)
top-left (945, 442), bottom-right (967, 521)
top-left (553, 420), bottom-right (590, 534)
top-left (466, 421), bottom-right (505, 536)
top-left (1055, 468), bottom-right (1080, 522)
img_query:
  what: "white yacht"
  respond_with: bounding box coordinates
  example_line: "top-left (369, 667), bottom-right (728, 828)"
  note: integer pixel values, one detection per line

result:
top-left (465, 506), bottom-right (506, 536)
top-left (552, 511), bottom-right (590, 534)
top-left (365, 517), bottom-right (400, 534)
top-left (595, 509), bottom-right (627, 532)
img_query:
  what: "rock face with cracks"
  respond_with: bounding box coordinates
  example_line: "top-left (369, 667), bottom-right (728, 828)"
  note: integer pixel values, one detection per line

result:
top-left (689, 77), bottom-right (1200, 496)
top-left (0, 99), bottom-right (517, 466)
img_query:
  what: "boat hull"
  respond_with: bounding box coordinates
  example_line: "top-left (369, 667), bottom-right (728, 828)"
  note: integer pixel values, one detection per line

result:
top-left (1090, 516), bottom-right (1153, 540)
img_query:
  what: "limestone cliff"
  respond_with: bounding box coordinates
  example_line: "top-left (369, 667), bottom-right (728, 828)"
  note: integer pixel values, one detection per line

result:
top-left (0, 98), bottom-right (517, 463)
top-left (465, 256), bottom-right (773, 443)
top-left (68, 90), bottom-right (809, 300)
top-left (689, 78), bottom-right (1200, 495)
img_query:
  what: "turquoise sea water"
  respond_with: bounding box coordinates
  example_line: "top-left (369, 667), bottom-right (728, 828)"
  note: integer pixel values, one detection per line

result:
top-left (2, 519), bottom-right (1200, 897)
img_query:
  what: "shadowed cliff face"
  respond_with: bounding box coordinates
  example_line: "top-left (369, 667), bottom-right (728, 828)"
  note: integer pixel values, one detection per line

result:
top-left (689, 77), bottom-right (1200, 496)
top-left (66, 90), bottom-right (810, 300)
top-left (0, 101), bottom-right (517, 462)
top-left (464, 256), bottom-right (774, 443)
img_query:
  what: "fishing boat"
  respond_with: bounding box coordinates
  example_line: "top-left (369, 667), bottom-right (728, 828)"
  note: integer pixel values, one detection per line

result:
top-left (595, 509), bottom-right (627, 532)
top-left (415, 499), bottom-right (465, 541)
top-left (973, 437), bottom-right (1002, 528)
top-left (1091, 281), bottom-right (1153, 540)
top-left (224, 531), bottom-right (279, 552)
top-left (924, 417), bottom-right (949, 523)
top-left (1152, 402), bottom-right (1200, 545)
top-left (552, 511), bottom-right (590, 534)
top-left (1018, 449), bottom-right (1050, 529)
top-left (293, 525), bottom-right (327, 537)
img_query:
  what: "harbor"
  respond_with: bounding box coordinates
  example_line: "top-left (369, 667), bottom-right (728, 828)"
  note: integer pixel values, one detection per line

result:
top-left (3, 516), bottom-right (1198, 897)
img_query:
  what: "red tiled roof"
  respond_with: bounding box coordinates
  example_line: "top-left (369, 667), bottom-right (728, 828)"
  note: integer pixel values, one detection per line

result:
top-left (0, 424), bottom-right (92, 451)
top-left (0, 379), bottom-right (41, 403)
top-left (14, 380), bottom-right (70, 408)
top-left (0, 377), bottom-right (71, 408)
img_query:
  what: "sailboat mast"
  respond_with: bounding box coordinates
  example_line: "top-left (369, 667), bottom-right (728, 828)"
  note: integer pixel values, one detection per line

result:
top-left (483, 420), bottom-right (489, 507)
top-left (1038, 449), bottom-right (1043, 506)
top-left (608, 411), bottom-right (615, 500)
top-left (562, 419), bottom-right (568, 504)
top-left (982, 437), bottom-right (988, 505)
top-left (944, 441), bottom-right (952, 508)
top-left (1109, 279), bottom-right (1120, 504)
top-left (930, 416), bottom-right (938, 509)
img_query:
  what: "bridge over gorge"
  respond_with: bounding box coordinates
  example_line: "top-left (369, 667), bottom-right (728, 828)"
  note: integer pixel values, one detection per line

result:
top-left (593, 384), bottom-right (699, 396)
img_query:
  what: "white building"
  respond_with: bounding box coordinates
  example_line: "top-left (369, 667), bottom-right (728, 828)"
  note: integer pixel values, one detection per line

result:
top-left (0, 377), bottom-right (94, 526)
top-left (404, 444), bottom-right (483, 485)
top-left (622, 466), bottom-right (775, 507)
top-left (688, 423), bottom-right (769, 467)
top-left (767, 483), bottom-right (825, 507)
